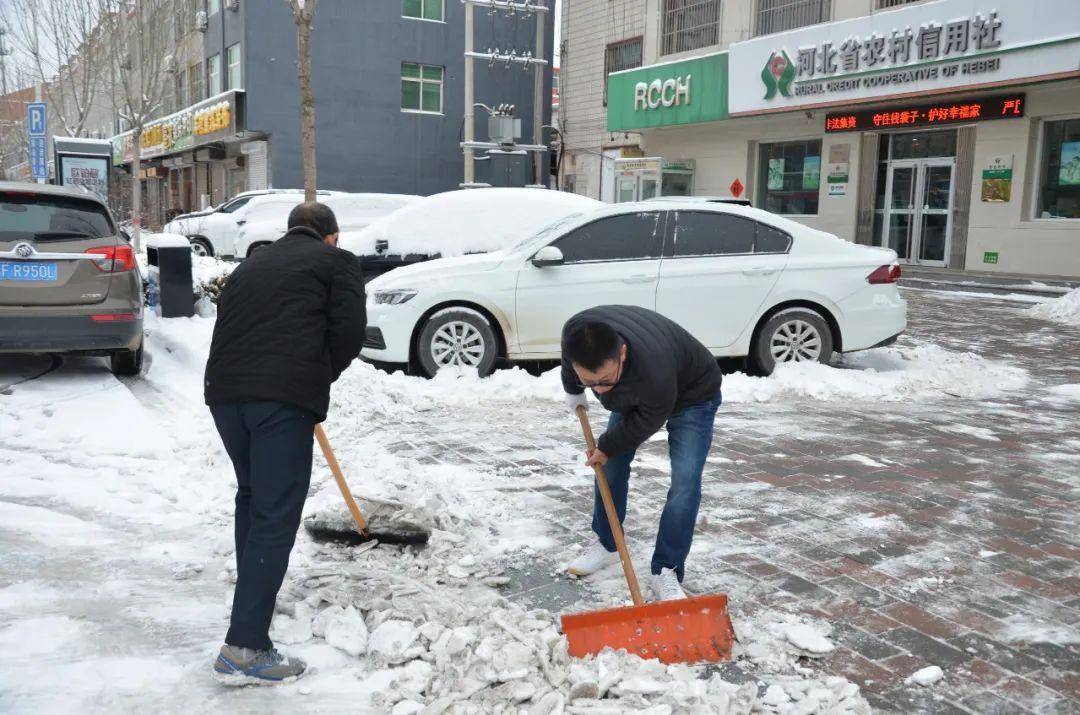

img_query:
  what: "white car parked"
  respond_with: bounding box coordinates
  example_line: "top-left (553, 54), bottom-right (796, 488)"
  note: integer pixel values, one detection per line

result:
top-left (235, 193), bottom-right (419, 259)
top-left (361, 200), bottom-right (907, 377)
top-left (164, 189), bottom-right (341, 257)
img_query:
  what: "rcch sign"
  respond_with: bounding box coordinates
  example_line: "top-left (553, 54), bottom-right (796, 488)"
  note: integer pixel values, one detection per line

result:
top-left (608, 52), bottom-right (729, 132)
top-left (728, 0), bottom-right (1080, 114)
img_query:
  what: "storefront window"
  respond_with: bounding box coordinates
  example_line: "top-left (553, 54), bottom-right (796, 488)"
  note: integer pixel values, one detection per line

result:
top-left (662, 171), bottom-right (693, 196)
top-left (208, 0), bottom-right (221, 15)
top-left (889, 130), bottom-right (956, 160)
top-left (758, 140), bottom-right (821, 215)
top-left (1038, 118), bottom-right (1080, 219)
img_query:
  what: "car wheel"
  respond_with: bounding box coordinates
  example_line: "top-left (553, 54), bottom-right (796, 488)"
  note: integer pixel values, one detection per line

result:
top-left (246, 242), bottom-right (271, 258)
top-left (110, 340), bottom-right (144, 377)
top-left (189, 237), bottom-right (213, 257)
top-left (750, 308), bottom-right (833, 376)
top-left (416, 308), bottom-right (498, 378)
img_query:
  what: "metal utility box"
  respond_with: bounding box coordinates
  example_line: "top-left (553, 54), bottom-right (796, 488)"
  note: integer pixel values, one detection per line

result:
top-left (146, 234), bottom-right (194, 318)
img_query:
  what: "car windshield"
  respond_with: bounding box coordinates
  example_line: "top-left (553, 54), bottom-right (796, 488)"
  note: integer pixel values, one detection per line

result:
top-left (0, 193), bottom-right (115, 241)
top-left (509, 212), bottom-right (583, 252)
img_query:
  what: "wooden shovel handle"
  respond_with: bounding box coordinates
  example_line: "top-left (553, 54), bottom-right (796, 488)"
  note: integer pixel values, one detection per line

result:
top-left (314, 423), bottom-right (370, 536)
top-left (577, 406), bottom-right (644, 607)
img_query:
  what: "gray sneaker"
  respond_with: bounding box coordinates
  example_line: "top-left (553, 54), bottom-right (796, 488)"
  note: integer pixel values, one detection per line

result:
top-left (212, 644), bottom-right (306, 686)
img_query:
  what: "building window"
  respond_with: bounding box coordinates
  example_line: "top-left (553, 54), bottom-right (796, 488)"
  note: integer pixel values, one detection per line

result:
top-left (757, 140), bottom-right (821, 215)
top-left (401, 63), bottom-right (444, 114)
top-left (207, 54), bottom-right (222, 97)
top-left (227, 43), bottom-right (242, 90)
top-left (189, 62), bottom-right (204, 102)
top-left (661, 0), bottom-right (721, 56)
top-left (175, 69), bottom-right (187, 109)
top-left (1038, 118), bottom-right (1080, 219)
top-left (403, 0), bottom-right (443, 21)
top-left (755, 0), bottom-right (830, 37)
top-left (208, 0), bottom-right (221, 15)
top-left (876, 0), bottom-right (925, 8)
top-left (603, 37), bottom-right (643, 105)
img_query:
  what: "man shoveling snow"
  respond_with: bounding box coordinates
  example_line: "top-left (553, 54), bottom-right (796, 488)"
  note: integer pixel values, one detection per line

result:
top-left (561, 306), bottom-right (723, 601)
top-left (203, 202), bottom-right (366, 685)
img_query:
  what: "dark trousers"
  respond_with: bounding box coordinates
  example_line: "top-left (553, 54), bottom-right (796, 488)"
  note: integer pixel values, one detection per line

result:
top-left (210, 401), bottom-right (316, 651)
top-left (593, 392), bottom-right (722, 581)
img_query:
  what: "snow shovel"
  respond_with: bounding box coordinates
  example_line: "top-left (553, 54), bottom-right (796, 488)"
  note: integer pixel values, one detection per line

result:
top-left (560, 406), bottom-right (735, 665)
top-left (303, 423), bottom-right (431, 546)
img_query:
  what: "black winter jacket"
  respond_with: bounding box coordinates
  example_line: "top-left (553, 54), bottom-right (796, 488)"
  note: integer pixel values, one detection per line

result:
top-left (561, 305), bottom-right (722, 456)
top-left (204, 227), bottom-right (366, 420)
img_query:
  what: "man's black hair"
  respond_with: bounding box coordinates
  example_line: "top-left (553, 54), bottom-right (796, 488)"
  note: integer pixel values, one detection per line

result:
top-left (288, 201), bottom-right (339, 238)
top-left (566, 321), bottom-right (622, 371)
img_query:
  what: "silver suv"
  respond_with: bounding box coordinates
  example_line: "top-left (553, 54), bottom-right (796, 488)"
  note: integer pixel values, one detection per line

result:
top-left (0, 182), bottom-right (143, 375)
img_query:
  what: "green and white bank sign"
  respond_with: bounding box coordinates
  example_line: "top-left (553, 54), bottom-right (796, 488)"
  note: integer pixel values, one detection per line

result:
top-left (607, 52), bottom-right (729, 132)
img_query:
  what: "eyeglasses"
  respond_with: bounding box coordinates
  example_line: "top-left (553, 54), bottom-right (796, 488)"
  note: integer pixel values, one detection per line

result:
top-left (575, 356), bottom-right (624, 389)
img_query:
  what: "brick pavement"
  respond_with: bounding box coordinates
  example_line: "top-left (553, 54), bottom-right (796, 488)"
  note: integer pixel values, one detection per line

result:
top-left (386, 289), bottom-right (1080, 714)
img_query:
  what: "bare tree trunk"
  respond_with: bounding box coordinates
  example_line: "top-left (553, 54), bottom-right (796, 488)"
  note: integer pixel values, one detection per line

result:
top-left (296, 11), bottom-right (316, 201)
top-left (287, 0), bottom-right (319, 202)
top-left (131, 128), bottom-right (142, 253)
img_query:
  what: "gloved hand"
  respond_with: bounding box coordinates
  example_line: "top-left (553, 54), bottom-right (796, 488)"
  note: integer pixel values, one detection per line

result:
top-left (564, 391), bottom-right (588, 414)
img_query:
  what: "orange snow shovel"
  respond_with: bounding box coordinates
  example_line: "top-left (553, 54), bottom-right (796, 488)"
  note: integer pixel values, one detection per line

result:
top-left (560, 406), bottom-right (735, 665)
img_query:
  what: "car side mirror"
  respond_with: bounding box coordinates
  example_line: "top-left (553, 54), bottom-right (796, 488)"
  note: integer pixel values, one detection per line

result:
top-left (120, 230), bottom-right (132, 243)
top-left (531, 245), bottom-right (564, 267)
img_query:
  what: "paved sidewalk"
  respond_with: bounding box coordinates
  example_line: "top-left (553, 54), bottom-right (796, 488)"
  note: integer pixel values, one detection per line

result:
top-left (384, 288), bottom-right (1080, 714)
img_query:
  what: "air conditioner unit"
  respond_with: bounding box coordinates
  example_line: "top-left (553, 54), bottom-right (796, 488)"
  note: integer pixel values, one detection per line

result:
top-left (195, 10), bottom-right (208, 31)
top-left (226, 0), bottom-right (240, 11)
top-left (164, 54), bottom-right (176, 73)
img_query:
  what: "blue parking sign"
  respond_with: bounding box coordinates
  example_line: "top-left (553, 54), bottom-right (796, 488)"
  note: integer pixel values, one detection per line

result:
top-left (27, 103), bottom-right (47, 137)
top-left (29, 136), bottom-right (48, 179)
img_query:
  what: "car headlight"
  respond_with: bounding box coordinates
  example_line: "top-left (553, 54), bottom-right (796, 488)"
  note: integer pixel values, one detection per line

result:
top-left (373, 289), bottom-right (418, 305)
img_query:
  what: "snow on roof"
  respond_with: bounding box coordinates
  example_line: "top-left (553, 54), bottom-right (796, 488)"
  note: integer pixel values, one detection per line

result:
top-left (338, 188), bottom-right (602, 258)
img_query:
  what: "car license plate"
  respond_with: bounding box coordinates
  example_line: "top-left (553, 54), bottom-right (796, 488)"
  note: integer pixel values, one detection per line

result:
top-left (0, 261), bottom-right (58, 282)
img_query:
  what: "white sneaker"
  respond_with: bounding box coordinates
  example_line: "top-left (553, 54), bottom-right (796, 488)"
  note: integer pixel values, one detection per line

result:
top-left (566, 541), bottom-right (620, 576)
top-left (651, 568), bottom-right (687, 601)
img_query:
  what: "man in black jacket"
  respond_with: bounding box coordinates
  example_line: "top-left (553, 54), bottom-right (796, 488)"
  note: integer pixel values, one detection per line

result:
top-left (204, 202), bottom-right (366, 685)
top-left (562, 305), bottom-right (722, 602)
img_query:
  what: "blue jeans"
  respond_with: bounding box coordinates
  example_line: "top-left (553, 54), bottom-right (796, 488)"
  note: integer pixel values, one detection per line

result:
top-left (592, 392), bottom-right (721, 582)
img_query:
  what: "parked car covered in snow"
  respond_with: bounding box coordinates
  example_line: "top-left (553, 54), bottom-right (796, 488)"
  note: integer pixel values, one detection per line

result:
top-left (164, 189), bottom-right (342, 257)
top-left (361, 199), bottom-right (907, 377)
top-left (234, 193), bottom-right (419, 259)
top-left (337, 188), bottom-right (602, 280)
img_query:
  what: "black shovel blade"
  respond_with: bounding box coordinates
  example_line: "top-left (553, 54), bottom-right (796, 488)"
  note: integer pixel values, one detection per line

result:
top-left (303, 522), bottom-right (430, 546)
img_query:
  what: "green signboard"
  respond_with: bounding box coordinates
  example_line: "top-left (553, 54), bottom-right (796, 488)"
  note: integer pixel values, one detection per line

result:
top-left (983, 251), bottom-right (999, 264)
top-left (606, 52), bottom-right (729, 132)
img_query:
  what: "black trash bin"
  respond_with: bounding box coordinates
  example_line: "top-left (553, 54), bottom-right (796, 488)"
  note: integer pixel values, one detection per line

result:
top-left (146, 234), bottom-right (194, 318)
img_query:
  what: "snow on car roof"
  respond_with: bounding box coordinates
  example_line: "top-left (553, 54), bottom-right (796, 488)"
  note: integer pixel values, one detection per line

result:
top-left (338, 188), bottom-right (602, 258)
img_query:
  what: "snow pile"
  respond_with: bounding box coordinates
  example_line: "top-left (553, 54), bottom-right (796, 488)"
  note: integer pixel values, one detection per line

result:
top-left (339, 188), bottom-right (601, 258)
top-left (342, 341), bottom-right (1028, 415)
top-left (999, 614), bottom-right (1080, 646)
top-left (905, 666), bottom-right (944, 687)
top-left (1029, 287), bottom-right (1080, 326)
top-left (722, 344), bottom-right (1029, 403)
top-left (1046, 384), bottom-right (1080, 402)
top-left (267, 538), bottom-right (868, 714)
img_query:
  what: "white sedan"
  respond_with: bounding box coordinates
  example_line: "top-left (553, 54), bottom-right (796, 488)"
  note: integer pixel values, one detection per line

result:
top-left (361, 200), bottom-right (907, 376)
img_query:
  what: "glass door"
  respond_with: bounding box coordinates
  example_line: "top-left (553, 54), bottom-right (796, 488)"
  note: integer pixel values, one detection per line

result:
top-left (879, 159), bottom-right (954, 266)
top-left (616, 175), bottom-right (637, 203)
top-left (915, 159), bottom-right (954, 266)
top-left (883, 161), bottom-right (917, 261)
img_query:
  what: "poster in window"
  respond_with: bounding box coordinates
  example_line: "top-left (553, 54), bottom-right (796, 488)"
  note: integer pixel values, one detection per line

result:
top-left (59, 155), bottom-right (109, 201)
top-left (767, 159), bottom-right (784, 190)
top-left (802, 156), bottom-right (821, 191)
top-left (1059, 142), bottom-right (1080, 186)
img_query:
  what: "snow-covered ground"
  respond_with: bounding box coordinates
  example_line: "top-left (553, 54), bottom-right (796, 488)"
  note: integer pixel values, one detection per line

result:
top-left (1, 269), bottom-right (1076, 713)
